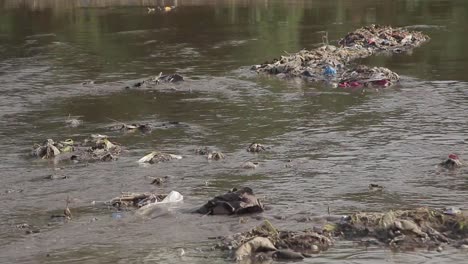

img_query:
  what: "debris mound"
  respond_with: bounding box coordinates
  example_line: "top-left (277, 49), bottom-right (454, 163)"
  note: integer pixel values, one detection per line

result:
top-left (219, 220), bottom-right (333, 261)
top-left (31, 135), bottom-right (121, 162)
top-left (252, 25), bottom-right (429, 88)
top-left (337, 207), bottom-right (468, 250)
top-left (196, 187), bottom-right (264, 215)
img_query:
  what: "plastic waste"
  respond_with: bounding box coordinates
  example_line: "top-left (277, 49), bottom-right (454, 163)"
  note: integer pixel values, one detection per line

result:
top-left (323, 65), bottom-right (337, 76)
top-left (112, 212), bottom-right (124, 219)
top-left (443, 207), bottom-right (461, 216)
top-left (136, 191), bottom-right (183, 216)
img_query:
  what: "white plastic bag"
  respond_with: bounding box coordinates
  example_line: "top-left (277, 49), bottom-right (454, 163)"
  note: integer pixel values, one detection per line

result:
top-left (136, 191), bottom-right (183, 216)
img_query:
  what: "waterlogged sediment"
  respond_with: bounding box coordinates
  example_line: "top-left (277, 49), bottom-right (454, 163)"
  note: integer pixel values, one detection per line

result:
top-left (252, 25), bottom-right (430, 88)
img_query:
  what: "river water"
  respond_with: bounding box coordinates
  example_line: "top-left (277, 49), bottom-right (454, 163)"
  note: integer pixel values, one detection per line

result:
top-left (0, 0), bottom-right (467, 263)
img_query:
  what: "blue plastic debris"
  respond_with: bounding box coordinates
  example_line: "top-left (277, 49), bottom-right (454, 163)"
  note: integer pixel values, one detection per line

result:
top-left (323, 65), bottom-right (337, 76)
top-left (112, 212), bottom-right (124, 219)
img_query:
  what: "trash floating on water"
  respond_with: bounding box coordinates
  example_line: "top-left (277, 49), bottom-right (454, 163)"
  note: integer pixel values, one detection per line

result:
top-left (150, 176), bottom-right (169, 185)
top-left (65, 115), bottom-right (82, 128)
top-left (242, 161), bottom-right (258, 169)
top-left (108, 191), bottom-right (183, 216)
top-left (106, 117), bottom-right (152, 133)
top-left (196, 187), bottom-right (264, 215)
top-left (31, 135), bottom-right (122, 162)
top-left (137, 151), bottom-right (182, 164)
top-left (195, 147), bottom-right (226, 160)
top-left (219, 220), bottom-right (332, 261)
top-left (218, 207), bottom-right (468, 261)
top-left (246, 143), bottom-right (266, 153)
top-left (368, 183), bottom-right (384, 192)
top-left (126, 72), bottom-right (184, 89)
top-left (252, 25), bottom-right (429, 88)
top-left (439, 154), bottom-right (463, 169)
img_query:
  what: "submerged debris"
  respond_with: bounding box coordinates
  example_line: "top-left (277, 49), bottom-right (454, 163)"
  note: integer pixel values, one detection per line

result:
top-left (196, 187), bottom-right (264, 215)
top-left (252, 25), bottom-right (429, 88)
top-left (150, 176), bottom-right (169, 185)
top-left (246, 143), bottom-right (266, 153)
top-left (219, 207), bottom-right (468, 262)
top-left (337, 207), bottom-right (468, 251)
top-left (338, 65), bottom-right (399, 89)
top-left (109, 190), bottom-right (183, 211)
top-left (31, 136), bottom-right (121, 162)
top-left (65, 115), bottom-right (82, 128)
top-left (219, 220), bottom-right (333, 261)
top-left (137, 151), bottom-right (182, 164)
top-left (242, 161), bottom-right (258, 169)
top-left (339, 24), bottom-right (429, 53)
top-left (439, 154), bottom-right (463, 169)
top-left (126, 72), bottom-right (184, 89)
top-left (368, 183), bottom-right (384, 192)
top-left (195, 147), bottom-right (225, 160)
top-left (109, 192), bottom-right (168, 209)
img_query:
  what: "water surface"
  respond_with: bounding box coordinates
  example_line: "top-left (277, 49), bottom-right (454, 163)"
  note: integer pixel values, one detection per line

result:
top-left (1, 0), bottom-right (467, 263)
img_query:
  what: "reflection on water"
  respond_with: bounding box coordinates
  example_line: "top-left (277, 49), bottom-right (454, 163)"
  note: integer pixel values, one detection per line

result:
top-left (0, 0), bottom-right (468, 263)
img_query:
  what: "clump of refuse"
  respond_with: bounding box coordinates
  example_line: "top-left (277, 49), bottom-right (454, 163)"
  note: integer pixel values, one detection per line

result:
top-left (252, 25), bottom-right (429, 88)
top-left (196, 187), bottom-right (264, 215)
top-left (108, 190), bottom-right (183, 215)
top-left (195, 147), bottom-right (225, 160)
top-left (339, 24), bottom-right (429, 53)
top-left (439, 154), bottom-right (463, 169)
top-left (137, 151), bottom-right (182, 164)
top-left (126, 72), bottom-right (184, 89)
top-left (65, 115), bottom-right (82, 128)
top-left (337, 207), bottom-right (468, 251)
top-left (246, 143), bottom-right (267, 153)
top-left (218, 207), bottom-right (468, 262)
top-left (31, 135), bottom-right (122, 162)
top-left (218, 220), bottom-right (334, 261)
top-left (108, 120), bottom-right (152, 133)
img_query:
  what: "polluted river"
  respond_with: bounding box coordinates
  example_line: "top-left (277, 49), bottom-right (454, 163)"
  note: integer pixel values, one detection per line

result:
top-left (0, 0), bottom-right (468, 263)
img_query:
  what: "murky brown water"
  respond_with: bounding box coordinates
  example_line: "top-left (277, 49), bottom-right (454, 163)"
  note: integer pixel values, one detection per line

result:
top-left (1, 0), bottom-right (468, 263)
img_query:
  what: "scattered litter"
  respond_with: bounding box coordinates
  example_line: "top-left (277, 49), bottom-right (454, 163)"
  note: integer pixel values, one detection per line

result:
top-left (196, 187), bottom-right (264, 215)
top-left (137, 151), bottom-right (182, 164)
top-left (439, 154), bottom-right (463, 169)
top-left (246, 143), bottom-right (266, 153)
top-left (252, 25), bottom-right (429, 88)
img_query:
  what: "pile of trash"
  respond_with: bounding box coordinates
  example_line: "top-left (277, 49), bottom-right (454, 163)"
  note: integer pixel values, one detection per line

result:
top-left (31, 134), bottom-right (122, 162)
top-left (218, 207), bottom-right (468, 262)
top-left (337, 207), bottom-right (468, 250)
top-left (137, 151), bottom-right (182, 164)
top-left (252, 25), bottom-right (429, 88)
top-left (108, 190), bottom-right (183, 216)
top-left (196, 187), bottom-right (264, 215)
top-left (219, 220), bottom-right (334, 261)
top-left (339, 24), bottom-right (430, 53)
top-left (126, 72), bottom-right (184, 89)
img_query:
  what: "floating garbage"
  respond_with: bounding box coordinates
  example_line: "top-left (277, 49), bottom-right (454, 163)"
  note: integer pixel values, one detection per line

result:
top-left (218, 220), bottom-right (333, 261)
top-left (65, 115), bottom-right (82, 128)
top-left (137, 190), bottom-right (183, 215)
top-left (196, 187), bottom-right (264, 215)
top-left (368, 183), bottom-right (384, 192)
top-left (107, 118), bottom-right (152, 133)
top-left (218, 207), bottom-right (468, 262)
top-left (439, 154), bottom-right (463, 169)
top-left (323, 65), bottom-right (337, 76)
top-left (246, 143), bottom-right (266, 153)
top-left (137, 151), bottom-right (182, 164)
top-left (31, 135), bottom-right (121, 162)
top-left (126, 72), bottom-right (184, 89)
top-left (108, 191), bottom-right (183, 218)
top-left (252, 25), bottom-right (429, 88)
